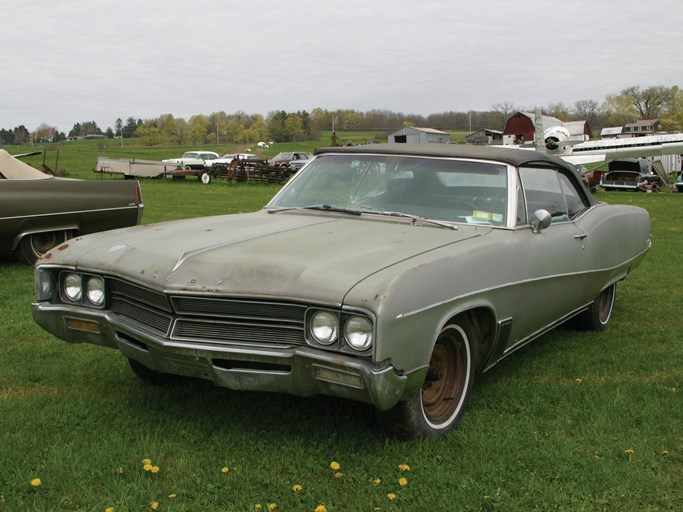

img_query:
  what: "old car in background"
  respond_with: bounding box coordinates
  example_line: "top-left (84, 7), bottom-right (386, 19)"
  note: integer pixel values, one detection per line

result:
top-left (32, 144), bottom-right (650, 438)
top-left (269, 151), bottom-right (311, 168)
top-left (600, 158), bottom-right (662, 191)
top-left (162, 151), bottom-right (220, 170)
top-left (0, 149), bottom-right (144, 265)
top-left (287, 156), bottom-right (310, 172)
top-left (210, 153), bottom-right (260, 169)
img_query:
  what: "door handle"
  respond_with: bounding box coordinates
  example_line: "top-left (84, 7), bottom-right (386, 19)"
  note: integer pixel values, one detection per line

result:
top-left (574, 233), bottom-right (588, 240)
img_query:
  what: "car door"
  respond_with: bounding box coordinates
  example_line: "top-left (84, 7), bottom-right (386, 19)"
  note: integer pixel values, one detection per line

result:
top-left (512, 166), bottom-right (592, 340)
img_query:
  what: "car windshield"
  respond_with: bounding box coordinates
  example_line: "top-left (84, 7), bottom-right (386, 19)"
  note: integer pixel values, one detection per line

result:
top-left (268, 153), bottom-right (509, 226)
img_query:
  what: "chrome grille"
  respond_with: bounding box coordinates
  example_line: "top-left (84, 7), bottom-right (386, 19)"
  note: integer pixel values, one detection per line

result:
top-left (109, 279), bottom-right (172, 335)
top-left (172, 297), bottom-right (305, 323)
top-left (106, 279), bottom-right (308, 347)
top-left (173, 319), bottom-right (304, 346)
top-left (110, 297), bottom-right (173, 335)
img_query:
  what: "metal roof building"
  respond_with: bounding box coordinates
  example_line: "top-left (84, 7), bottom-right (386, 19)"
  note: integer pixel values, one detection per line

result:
top-left (388, 127), bottom-right (450, 144)
top-left (465, 129), bottom-right (503, 145)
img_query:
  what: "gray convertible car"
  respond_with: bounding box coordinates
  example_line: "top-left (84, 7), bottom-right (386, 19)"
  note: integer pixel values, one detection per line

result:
top-left (1, 149), bottom-right (144, 264)
top-left (32, 144), bottom-right (650, 438)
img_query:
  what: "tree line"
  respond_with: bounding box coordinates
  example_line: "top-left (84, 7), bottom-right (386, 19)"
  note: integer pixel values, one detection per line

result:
top-left (2, 85), bottom-right (681, 146)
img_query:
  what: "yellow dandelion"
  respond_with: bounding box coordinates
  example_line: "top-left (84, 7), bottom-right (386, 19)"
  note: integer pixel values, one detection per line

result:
top-left (372, 478), bottom-right (381, 485)
top-left (268, 504), bottom-right (277, 511)
top-left (142, 458), bottom-right (152, 465)
top-left (483, 496), bottom-right (492, 501)
top-left (672, 387), bottom-right (678, 392)
top-left (329, 461), bottom-right (340, 471)
top-left (255, 505), bottom-right (263, 511)
top-left (661, 450), bottom-right (670, 457)
top-left (115, 467), bottom-right (125, 475)
top-left (625, 449), bottom-right (635, 454)
top-left (150, 466), bottom-right (160, 474)
top-left (105, 508), bottom-right (115, 512)
top-left (398, 464), bottom-right (411, 471)
top-left (30, 478), bottom-right (41, 488)
top-left (221, 466), bottom-right (230, 474)
top-left (387, 493), bottom-right (397, 501)
top-left (168, 493), bottom-right (177, 499)
top-left (143, 463), bottom-right (153, 472)
top-left (575, 378), bottom-right (583, 384)
top-left (292, 484), bottom-right (302, 492)
top-left (150, 502), bottom-right (159, 510)
top-left (334, 472), bottom-right (345, 479)
top-left (314, 506), bottom-right (328, 512)
top-left (399, 477), bottom-right (408, 487)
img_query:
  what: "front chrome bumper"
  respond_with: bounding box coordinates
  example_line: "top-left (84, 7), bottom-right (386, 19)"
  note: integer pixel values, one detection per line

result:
top-left (32, 301), bottom-right (426, 411)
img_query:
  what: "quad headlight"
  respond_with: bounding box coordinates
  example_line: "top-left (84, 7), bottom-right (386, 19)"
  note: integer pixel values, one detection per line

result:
top-left (85, 276), bottom-right (106, 306)
top-left (310, 310), bottom-right (338, 345)
top-left (64, 273), bottom-right (83, 302)
top-left (343, 315), bottom-right (373, 352)
top-left (59, 272), bottom-right (107, 308)
top-left (308, 309), bottom-right (374, 353)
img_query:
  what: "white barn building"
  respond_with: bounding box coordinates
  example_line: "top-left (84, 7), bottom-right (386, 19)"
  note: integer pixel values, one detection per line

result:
top-left (388, 127), bottom-right (450, 144)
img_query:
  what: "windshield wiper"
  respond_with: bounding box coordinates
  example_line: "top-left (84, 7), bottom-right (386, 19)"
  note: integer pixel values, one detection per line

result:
top-left (267, 204), bottom-right (361, 215)
top-left (370, 210), bottom-right (458, 230)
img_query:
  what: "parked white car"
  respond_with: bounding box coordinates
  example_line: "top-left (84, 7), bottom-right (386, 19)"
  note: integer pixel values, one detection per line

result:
top-left (162, 151), bottom-right (220, 170)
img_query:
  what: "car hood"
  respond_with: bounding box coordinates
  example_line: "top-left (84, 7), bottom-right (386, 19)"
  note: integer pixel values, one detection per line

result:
top-left (49, 211), bottom-right (479, 304)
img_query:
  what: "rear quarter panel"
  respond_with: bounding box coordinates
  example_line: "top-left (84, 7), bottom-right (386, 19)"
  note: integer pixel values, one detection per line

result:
top-left (0, 178), bottom-right (142, 251)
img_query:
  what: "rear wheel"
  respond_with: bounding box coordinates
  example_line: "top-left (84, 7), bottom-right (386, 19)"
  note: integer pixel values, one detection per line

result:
top-left (16, 230), bottom-right (71, 265)
top-left (378, 318), bottom-right (475, 439)
top-left (572, 283), bottom-right (616, 331)
top-left (200, 171), bottom-right (211, 184)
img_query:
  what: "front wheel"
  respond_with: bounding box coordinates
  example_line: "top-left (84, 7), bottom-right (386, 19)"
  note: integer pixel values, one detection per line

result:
top-left (16, 230), bottom-right (71, 265)
top-left (378, 318), bottom-right (476, 439)
top-left (200, 171), bottom-right (211, 184)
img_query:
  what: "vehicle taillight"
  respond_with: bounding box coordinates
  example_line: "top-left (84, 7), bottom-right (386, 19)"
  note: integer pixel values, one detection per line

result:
top-left (136, 182), bottom-right (143, 204)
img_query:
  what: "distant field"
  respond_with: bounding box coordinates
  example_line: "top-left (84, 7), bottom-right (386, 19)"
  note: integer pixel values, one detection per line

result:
top-left (0, 141), bottom-right (680, 511)
top-left (8, 130), bottom-right (471, 179)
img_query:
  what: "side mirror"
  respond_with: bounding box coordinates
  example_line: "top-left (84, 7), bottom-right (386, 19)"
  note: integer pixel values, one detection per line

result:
top-left (531, 209), bottom-right (552, 234)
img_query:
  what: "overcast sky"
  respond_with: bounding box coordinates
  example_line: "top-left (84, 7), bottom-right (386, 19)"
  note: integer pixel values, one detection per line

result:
top-left (4, 0), bottom-right (683, 132)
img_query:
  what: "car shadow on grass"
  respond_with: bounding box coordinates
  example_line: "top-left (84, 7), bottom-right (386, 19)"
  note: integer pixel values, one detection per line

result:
top-left (121, 371), bottom-right (380, 441)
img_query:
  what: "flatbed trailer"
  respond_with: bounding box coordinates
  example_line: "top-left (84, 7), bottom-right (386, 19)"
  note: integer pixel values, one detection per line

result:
top-left (95, 157), bottom-right (183, 179)
top-left (96, 156), bottom-right (297, 185)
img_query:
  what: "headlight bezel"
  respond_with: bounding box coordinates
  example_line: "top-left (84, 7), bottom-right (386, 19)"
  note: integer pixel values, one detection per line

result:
top-left (306, 308), bottom-right (375, 355)
top-left (59, 271), bottom-right (108, 309)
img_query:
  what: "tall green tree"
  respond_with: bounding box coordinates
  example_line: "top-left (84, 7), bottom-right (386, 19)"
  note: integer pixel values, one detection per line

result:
top-left (187, 115), bottom-right (208, 145)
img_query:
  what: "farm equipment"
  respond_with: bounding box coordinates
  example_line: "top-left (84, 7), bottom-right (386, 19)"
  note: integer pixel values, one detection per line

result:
top-left (211, 158), bottom-right (295, 184)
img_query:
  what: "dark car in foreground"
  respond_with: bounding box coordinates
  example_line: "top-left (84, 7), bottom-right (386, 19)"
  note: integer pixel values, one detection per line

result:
top-left (0, 149), bottom-right (144, 264)
top-left (32, 144), bottom-right (650, 438)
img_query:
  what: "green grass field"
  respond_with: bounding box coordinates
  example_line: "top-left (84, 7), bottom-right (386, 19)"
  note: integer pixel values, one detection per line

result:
top-left (0, 142), bottom-right (681, 511)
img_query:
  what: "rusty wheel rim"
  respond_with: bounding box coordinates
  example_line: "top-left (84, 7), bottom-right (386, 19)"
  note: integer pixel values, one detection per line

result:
top-left (421, 330), bottom-right (466, 425)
